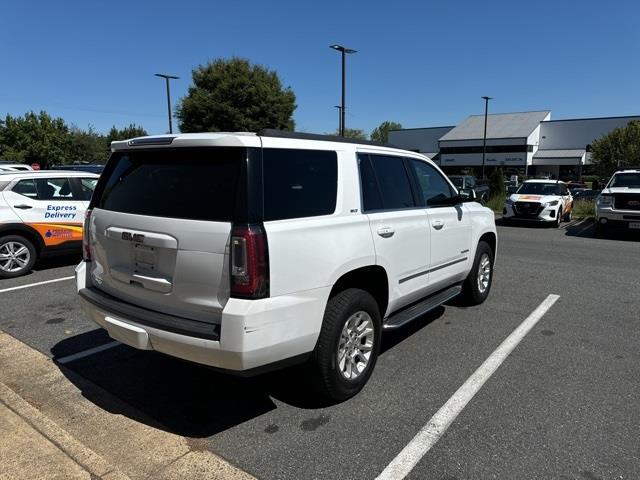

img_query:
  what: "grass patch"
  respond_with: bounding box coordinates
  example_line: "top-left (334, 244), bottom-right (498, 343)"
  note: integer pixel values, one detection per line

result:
top-left (572, 199), bottom-right (595, 219)
top-left (486, 195), bottom-right (506, 214)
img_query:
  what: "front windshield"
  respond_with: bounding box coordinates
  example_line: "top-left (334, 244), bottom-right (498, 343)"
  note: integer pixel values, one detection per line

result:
top-left (515, 182), bottom-right (561, 195)
top-left (609, 173), bottom-right (640, 188)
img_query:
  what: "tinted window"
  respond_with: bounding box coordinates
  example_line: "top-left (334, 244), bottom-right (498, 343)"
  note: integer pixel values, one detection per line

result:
top-left (77, 178), bottom-right (98, 201)
top-left (263, 148), bottom-right (337, 221)
top-left (367, 155), bottom-right (415, 210)
top-left (35, 178), bottom-right (76, 200)
top-left (96, 148), bottom-right (245, 222)
top-left (12, 179), bottom-right (38, 198)
top-left (358, 154), bottom-right (384, 211)
top-left (410, 160), bottom-right (453, 206)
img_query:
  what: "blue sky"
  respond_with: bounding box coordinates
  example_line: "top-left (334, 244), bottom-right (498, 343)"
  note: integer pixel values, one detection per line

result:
top-left (2, 0), bottom-right (639, 136)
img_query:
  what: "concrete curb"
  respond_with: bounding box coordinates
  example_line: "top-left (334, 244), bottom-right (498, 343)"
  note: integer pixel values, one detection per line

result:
top-left (0, 382), bottom-right (131, 480)
top-left (0, 332), bottom-right (255, 480)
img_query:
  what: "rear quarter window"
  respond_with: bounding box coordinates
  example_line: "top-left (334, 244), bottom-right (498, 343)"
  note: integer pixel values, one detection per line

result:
top-left (263, 148), bottom-right (337, 221)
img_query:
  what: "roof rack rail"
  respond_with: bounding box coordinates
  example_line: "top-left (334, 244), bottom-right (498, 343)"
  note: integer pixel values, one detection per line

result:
top-left (258, 129), bottom-right (397, 148)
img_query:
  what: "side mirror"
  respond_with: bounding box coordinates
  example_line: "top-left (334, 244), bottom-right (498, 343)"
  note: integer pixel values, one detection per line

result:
top-left (459, 188), bottom-right (477, 202)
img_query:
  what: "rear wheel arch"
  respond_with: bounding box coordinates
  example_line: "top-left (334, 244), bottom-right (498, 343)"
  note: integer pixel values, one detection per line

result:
top-left (0, 224), bottom-right (45, 255)
top-left (329, 265), bottom-right (389, 319)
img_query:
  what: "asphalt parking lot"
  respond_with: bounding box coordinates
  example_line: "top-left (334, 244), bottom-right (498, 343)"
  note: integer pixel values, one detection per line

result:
top-left (1, 220), bottom-right (639, 480)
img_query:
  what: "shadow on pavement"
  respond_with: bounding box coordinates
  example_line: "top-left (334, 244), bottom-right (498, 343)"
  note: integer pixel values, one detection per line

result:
top-left (495, 217), bottom-right (551, 229)
top-left (51, 306), bottom-right (443, 438)
top-left (564, 218), bottom-right (640, 241)
top-left (34, 253), bottom-right (82, 272)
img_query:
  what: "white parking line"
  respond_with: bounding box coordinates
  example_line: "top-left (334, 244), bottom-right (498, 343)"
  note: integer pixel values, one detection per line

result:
top-left (375, 294), bottom-right (560, 480)
top-left (56, 341), bottom-right (121, 364)
top-left (0, 276), bottom-right (75, 294)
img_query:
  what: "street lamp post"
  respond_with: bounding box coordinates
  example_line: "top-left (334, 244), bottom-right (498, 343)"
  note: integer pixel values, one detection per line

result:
top-left (334, 105), bottom-right (343, 135)
top-left (155, 73), bottom-right (179, 134)
top-left (481, 96), bottom-right (492, 180)
top-left (330, 44), bottom-right (357, 137)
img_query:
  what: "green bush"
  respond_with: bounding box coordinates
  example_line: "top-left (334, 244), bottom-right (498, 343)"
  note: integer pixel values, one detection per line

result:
top-left (486, 194), bottom-right (507, 214)
top-left (572, 200), bottom-right (596, 219)
top-left (489, 167), bottom-right (506, 198)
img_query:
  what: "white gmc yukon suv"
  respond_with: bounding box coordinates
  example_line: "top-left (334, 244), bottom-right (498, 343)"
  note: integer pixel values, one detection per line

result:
top-left (76, 131), bottom-right (497, 400)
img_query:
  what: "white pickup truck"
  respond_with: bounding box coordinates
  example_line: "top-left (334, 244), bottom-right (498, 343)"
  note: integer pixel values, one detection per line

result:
top-left (595, 167), bottom-right (640, 235)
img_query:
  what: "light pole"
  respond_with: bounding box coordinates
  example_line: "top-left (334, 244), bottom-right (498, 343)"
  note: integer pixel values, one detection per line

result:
top-left (330, 44), bottom-right (357, 137)
top-left (334, 105), bottom-right (343, 135)
top-left (155, 73), bottom-right (179, 134)
top-left (481, 96), bottom-right (492, 180)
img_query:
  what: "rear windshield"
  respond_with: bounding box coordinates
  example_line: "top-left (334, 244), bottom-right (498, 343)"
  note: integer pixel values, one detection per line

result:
top-left (95, 148), bottom-right (245, 222)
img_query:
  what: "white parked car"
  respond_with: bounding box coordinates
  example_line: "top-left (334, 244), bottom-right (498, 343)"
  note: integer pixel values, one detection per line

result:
top-left (0, 162), bottom-right (33, 172)
top-left (76, 131), bottom-right (497, 400)
top-left (0, 171), bottom-right (98, 277)
top-left (595, 166), bottom-right (640, 235)
top-left (503, 179), bottom-right (573, 227)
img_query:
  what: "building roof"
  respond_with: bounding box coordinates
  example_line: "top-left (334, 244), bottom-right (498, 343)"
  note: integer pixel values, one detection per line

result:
top-left (439, 111), bottom-right (551, 141)
top-left (534, 149), bottom-right (585, 159)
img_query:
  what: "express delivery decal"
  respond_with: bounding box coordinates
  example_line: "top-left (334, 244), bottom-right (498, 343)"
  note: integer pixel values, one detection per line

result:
top-left (29, 223), bottom-right (83, 247)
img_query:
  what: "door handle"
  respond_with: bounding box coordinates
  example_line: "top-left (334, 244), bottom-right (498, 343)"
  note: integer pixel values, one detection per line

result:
top-left (431, 220), bottom-right (444, 230)
top-left (377, 226), bottom-right (395, 238)
top-left (13, 204), bottom-right (33, 210)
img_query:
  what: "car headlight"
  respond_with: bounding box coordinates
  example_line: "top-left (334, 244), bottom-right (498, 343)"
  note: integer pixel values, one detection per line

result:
top-left (597, 194), bottom-right (613, 207)
top-left (544, 200), bottom-right (559, 207)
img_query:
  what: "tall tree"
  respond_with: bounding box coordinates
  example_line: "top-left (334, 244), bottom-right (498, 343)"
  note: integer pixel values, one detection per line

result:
top-left (370, 121), bottom-right (402, 144)
top-left (328, 128), bottom-right (368, 140)
top-left (0, 111), bottom-right (73, 167)
top-left (69, 125), bottom-right (108, 164)
top-left (105, 124), bottom-right (148, 145)
top-left (176, 57), bottom-right (296, 133)
top-left (590, 120), bottom-right (640, 177)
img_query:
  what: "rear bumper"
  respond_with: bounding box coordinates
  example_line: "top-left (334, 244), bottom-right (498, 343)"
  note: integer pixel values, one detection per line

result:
top-left (75, 262), bottom-right (330, 371)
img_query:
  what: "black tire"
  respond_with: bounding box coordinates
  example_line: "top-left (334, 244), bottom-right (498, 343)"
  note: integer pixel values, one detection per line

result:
top-left (461, 241), bottom-right (494, 306)
top-left (309, 288), bottom-right (381, 402)
top-left (554, 208), bottom-right (563, 228)
top-left (595, 221), bottom-right (606, 237)
top-left (0, 235), bottom-right (37, 279)
top-left (564, 208), bottom-right (572, 222)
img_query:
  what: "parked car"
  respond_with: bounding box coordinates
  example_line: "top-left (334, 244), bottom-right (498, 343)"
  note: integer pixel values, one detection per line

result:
top-left (595, 166), bottom-right (640, 235)
top-left (448, 175), bottom-right (490, 202)
top-left (51, 164), bottom-right (105, 175)
top-left (76, 131), bottom-right (497, 401)
top-left (505, 180), bottom-right (519, 194)
top-left (0, 170), bottom-right (99, 278)
top-left (503, 179), bottom-right (573, 227)
top-left (0, 161), bottom-right (33, 172)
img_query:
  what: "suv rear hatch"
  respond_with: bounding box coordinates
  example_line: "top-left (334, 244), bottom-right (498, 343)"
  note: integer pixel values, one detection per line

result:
top-left (86, 147), bottom-right (248, 324)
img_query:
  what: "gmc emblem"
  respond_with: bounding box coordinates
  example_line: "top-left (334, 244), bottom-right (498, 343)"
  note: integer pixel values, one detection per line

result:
top-left (628, 200), bottom-right (640, 206)
top-left (121, 232), bottom-right (145, 243)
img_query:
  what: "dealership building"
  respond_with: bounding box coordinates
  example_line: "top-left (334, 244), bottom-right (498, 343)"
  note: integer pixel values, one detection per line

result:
top-left (388, 111), bottom-right (640, 179)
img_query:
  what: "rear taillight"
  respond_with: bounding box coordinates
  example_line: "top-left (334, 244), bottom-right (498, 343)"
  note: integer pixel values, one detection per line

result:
top-left (230, 224), bottom-right (269, 299)
top-left (83, 209), bottom-right (92, 261)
